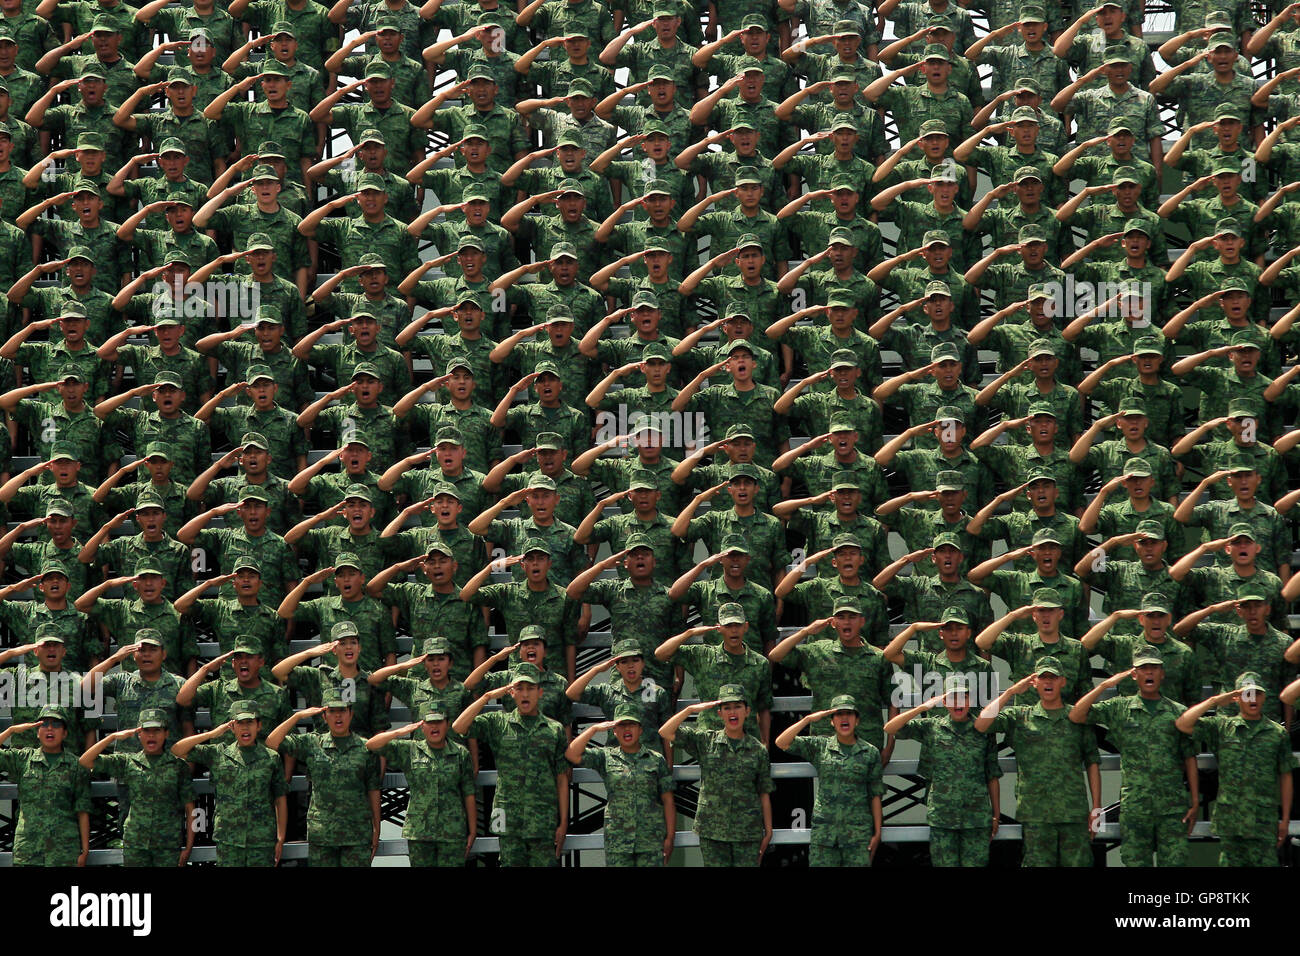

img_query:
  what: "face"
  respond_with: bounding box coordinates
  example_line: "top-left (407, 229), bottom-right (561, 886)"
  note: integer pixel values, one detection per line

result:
top-left (1220, 293), bottom-right (1250, 324)
top-left (1214, 118), bottom-right (1241, 147)
top-left (232, 652), bottom-right (262, 684)
top-left (831, 488), bottom-right (861, 517)
top-left (435, 441), bottom-right (465, 473)
top-left (233, 717), bottom-right (259, 745)
top-left (460, 136), bottom-right (489, 164)
top-left (612, 719), bottom-right (642, 748)
top-left (1104, 62), bottom-right (1133, 86)
top-left (324, 705), bottom-right (353, 734)
top-left (831, 610), bottom-right (863, 642)
top-left (931, 357), bottom-right (960, 388)
top-left (351, 374), bottom-right (382, 405)
top-left (423, 652), bottom-right (451, 682)
top-left (56, 379), bottom-right (89, 406)
top-left (422, 552), bottom-right (456, 585)
top-left (60, 315), bottom-right (88, 347)
top-left (939, 622), bottom-right (970, 652)
top-left (343, 443), bottom-right (371, 474)
top-left (613, 654), bottom-right (644, 684)
top-left (1020, 240), bottom-right (1047, 269)
top-left (1031, 606), bottom-right (1065, 634)
top-left (342, 496), bottom-right (374, 531)
top-left (1212, 172), bottom-right (1240, 200)
top-left (525, 488), bottom-right (557, 521)
top-left (556, 193), bottom-right (586, 222)
top-left (521, 552), bottom-right (551, 583)
top-left (937, 488), bottom-right (965, 517)
top-left (467, 78), bottom-right (496, 108)
top-left (334, 567), bottom-right (364, 597)
top-left (828, 428), bottom-right (856, 456)
top-left (133, 573), bottom-right (165, 602)
top-left (623, 546), bottom-right (655, 579)
top-left (1030, 541), bottom-right (1061, 574)
top-left (726, 476), bottom-right (756, 508)
top-left (831, 709), bottom-right (859, 737)
top-left (556, 143), bottom-right (584, 171)
top-left (830, 547), bottom-right (862, 580)
top-left (1225, 470), bottom-right (1260, 499)
top-left (534, 447), bottom-right (563, 476)
top-left (932, 544), bottom-right (964, 578)
top-left (717, 700), bottom-right (749, 730)
top-left (79, 77), bottom-right (106, 106)
top-left (1026, 415), bottom-right (1057, 445)
top-left (40, 571), bottom-right (69, 601)
top-left (152, 384), bottom-right (184, 415)
top-left (38, 719), bottom-right (68, 751)
top-left (920, 242), bottom-right (951, 267)
top-left (36, 639), bottom-right (66, 670)
top-left (422, 718), bottom-right (449, 745)
top-left (1235, 599), bottom-right (1270, 631)
top-left (735, 247), bottom-right (763, 276)
top-left (237, 499), bottom-right (268, 532)
top-left (356, 188), bottom-right (387, 217)
top-left (720, 549), bottom-right (749, 578)
top-left (1032, 673), bottom-right (1066, 703)
top-left (1015, 177), bottom-right (1043, 205)
top-left (49, 457), bottom-right (81, 487)
top-left (138, 727), bottom-right (168, 755)
top-left (1140, 609), bottom-right (1169, 640)
top-left (232, 568), bottom-right (262, 598)
top-left (1133, 535), bottom-right (1166, 567)
top-left (510, 680), bottom-right (541, 714)
top-left (724, 437), bottom-right (755, 463)
top-left (725, 349), bottom-right (753, 382)
top-left (44, 512), bottom-right (75, 542)
top-left (533, 372), bottom-right (562, 403)
top-left (134, 506), bottom-right (165, 537)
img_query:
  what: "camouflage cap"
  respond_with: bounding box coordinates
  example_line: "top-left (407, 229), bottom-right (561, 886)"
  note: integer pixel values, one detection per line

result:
top-left (938, 605), bottom-right (969, 625)
top-left (734, 169), bottom-right (762, 187)
top-left (520, 537), bottom-right (551, 556)
top-left (364, 60), bottom-right (394, 80)
top-left (611, 702), bottom-right (643, 724)
top-left (918, 120), bottom-right (948, 137)
top-left (727, 463), bottom-right (759, 483)
top-left (610, 638), bottom-right (643, 661)
top-left (1026, 401), bottom-right (1057, 419)
top-left (549, 242), bottom-right (579, 262)
top-left (1018, 224), bottom-right (1048, 245)
top-left (631, 289), bottom-right (660, 310)
top-left (321, 691), bottom-right (352, 709)
top-left (55, 364), bottom-right (85, 383)
top-left (1030, 587), bottom-right (1063, 608)
top-left (511, 661), bottom-right (543, 685)
top-left (1033, 658), bottom-right (1064, 677)
top-left (231, 637), bottom-right (263, 656)
top-left (1233, 670), bottom-right (1265, 692)
top-left (1138, 593), bottom-right (1171, 615)
top-left (134, 489), bottom-right (166, 511)
top-left (332, 552), bottom-right (363, 571)
top-left (1009, 108), bottom-right (1040, 127)
top-left (232, 556), bottom-right (262, 574)
top-left (930, 342), bottom-right (960, 362)
top-left (36, 705), bottom-right (68, 723)
top-left (1214, 218), bottom-right (1244, 238)
top-left (831, 596), bottom-right (863, 616)
top-left (716, 683), bottom-right (748, 705)
top-left (724, 423), bottom-right (755, 440)
top-left (33, 623), bottom-right (65, 643)
top-left (421, 636), bottom-right (453, 656)
top-left (1026, 337), bottom-right (1056, 359)
top-left (532, 431), bottom-right (562, 451)
top-left (1227, 521), bottom-right (1257, 540)
top-left (828, 694), bottom-right (859, 714)
top-left (920, 230), bottom-right (950, 248)
top-left (526, 473), bottom-right (558, 492)
top-left (626, 470), bottom-right (659, 492)
top-left (1134, 519), bottom-right (1165, 541)
top-left (39, 561), bottom-right (70, 578)
top-left (238, 487), bottom-right (270, 504)
top-left (1121, 457), bottom-right (1153, 478)
top-left (424, 539), bottom-right (455, 558)
top-left (719, 533), bottom-right (750, 555)
top-left (229, 703), bottom-right (261, 721)
top-left (351, 362), bottom-right (382, 380)
top-left (934, 470), bottom-right (965, 492)
top-left (1132, 335), bottom-right (1163, 355)
top-left (829, 533), bottom-right (862, 552)
top-left (827, 348), bottom-right (858, 370)
top-left (248, 164), bottom-right (280, 182)
top-left (49, 441), bottom-right (80, 462)
top-left (921, 42), bottom-right (951, 61)
top-left (342, 482), bottom-right (372, 503)
top-left (1110, 166), bottom-right (1140, 186)
top-left (138, 708), bottom-right (169, 729)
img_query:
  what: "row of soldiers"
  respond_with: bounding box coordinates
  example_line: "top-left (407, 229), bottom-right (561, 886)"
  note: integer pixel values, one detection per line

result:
top-left (4, 0), bottom-right (1300, 867)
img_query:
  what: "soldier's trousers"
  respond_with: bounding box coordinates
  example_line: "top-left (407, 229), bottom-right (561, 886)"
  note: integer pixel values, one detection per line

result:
top-left (809, 842), bottom-right (872, 867)
top-left (12, 848), bottom-right (79, 866)
top-left (1218, 837), bottom-right (1278, 867)
top-left (930, 826), bottom-right (990, 867)
top-left (1021, 823), bottom-right (1091, 866)
top-left (1120, 813), bottom-right (1188, 867)
top-left (499, 836), bottom-right (558, 867)
top-left (309, 844), bottom-right (372, 866)
top-left (604, 848), bottom-right (662, 866)
top-left (699, 837), bottom-right (760, 867)
top-left (123, 847), bottom-right (180, 867)
top-left (215, 843), bottom-right (276, 866)
top-left (408, 840), bottom-right (466, 867)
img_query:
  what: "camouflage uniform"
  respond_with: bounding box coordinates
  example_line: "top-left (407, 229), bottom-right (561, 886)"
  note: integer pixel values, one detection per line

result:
top-left (466, 582), bottom-right (581, 676)
top-left (468, 709), bottom-right (568, 867)
top-left (982, 702), bottom-right (1100, 866)
top-left (380, 736), bottom-right (475, 867)
top-left (187, 739), bottom-right (289, 866)
top-left (294, 594), bottom-right (398, 672)
top-left (673, 720), bottom-right (774, 865)
top-left (778, 640), bottom-right (894, 747)
top-left (93, 748), bottom-right (194, 866)
top-left (784, 731), bottom-right (883, 866)
top-left (670, 643), bottom-right (773, 738)
top-left (0, 745), bottom-right (92, 866)
top-left (278, 731), bottom-right (381, 865)
top-left (578, 743), bottom-right (674, 866)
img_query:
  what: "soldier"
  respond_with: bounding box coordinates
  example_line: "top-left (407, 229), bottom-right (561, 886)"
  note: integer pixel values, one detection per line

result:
top-left (367, 636), bottom-right (475, 764)
top-left (0, 369), bottom-right (116, 484)
top-left (1174, 461), bottom-right (1291, 577)
top-left (654, 604), bottom-right (773, 742)
top-left (566, 538), bottom-right (681, 694)
top-left (1070, 649), bottom-right (1199, 867)
top-left (93, 371), bottom-right (211, 485)
top-left (669, 536), bottom-right (779, 654)
top-left (873, 475), bottom-right (990, 573)
top-left (0, 563), bottom-right (93, 670)
top-left (658, 685), bottom-right (774, 867)
top-left (975, 662), bottom-right (1102, 867)
top-left (1079, 596), bottom-right (1199, 706)
top-left (774, 479), bottom-right (889, 577)
top-left (1172, 588), bottom-right (1299, 722)
top-left (1173, 526), bottom-right (1287, 632)
top-left (178, 487), bottom-right (299, 609)
top-left (566, 637), bottom-right (674, 759)
top-left (884, 676), bottom-right (1002, 866)
top-left (78, 707), bottom-right (196, 866)
top-left (286, 483), bottom-right (400, 583)
top-left (1177, 673), bottom-right (1297, 866)
top-left (771, 414), bottom-right (888, 505)
top-left (75, 565), bottom-right (198, 677)
top-left (1069, 408), bottom-right (1179, 504)
top-left (975, 589), bottom-right (1092, 702)
top-left (452, 663), bottom-right (569, 867)
top-left (768, 597), bottom-right (897, 756)
top-left (774, 532), bottom-right (889, 637)
top-left (1077, 468), bottom-right (1182, 564)
top-left (0, 705), bottom-right (92, 866)
top-left (267, 695), bottom-right (382, 867)
top-left (565, 702), bottom-right (676, 866)
top-left (171, 702), bottom-right (289, 866)
top-left (186, 432), bottom-right (300, 534)
top-left (272, 621), bottom-right (392, 737)
top-left (365, 708), bottom-right (477, 867)
top-left (459, 541), bottom-right (582, 680)
top-left (367, 544), bottom-right (489, 683)
top-left (671, 465), bottom-right (789, 590)
top-left (175, 638), bottom-right (293, 739)
top-left (78, 488), bottom-right (193, 598)
top-left (278, 555), bottom-right (398, 672)
top-left (79, 629), bottom-right (190, 751)
top-left (172, 557), bottom-right (287, 671)
top-left (465, 626), bottom-right (573, 730)
top-left (468, 476), bottom-right (589, 587)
